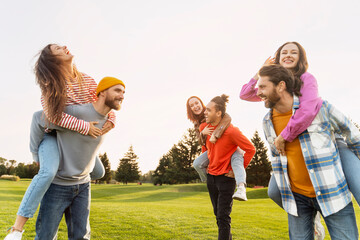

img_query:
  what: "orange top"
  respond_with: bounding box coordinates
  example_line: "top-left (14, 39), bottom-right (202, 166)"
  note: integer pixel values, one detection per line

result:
top-left (272, 109), bottom-right (315, 197)
top-left (199, 123), bottom-right (255, 176)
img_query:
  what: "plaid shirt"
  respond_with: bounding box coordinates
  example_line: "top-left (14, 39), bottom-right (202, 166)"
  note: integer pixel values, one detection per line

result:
top-left (263, 96), bottom-right (360, 217)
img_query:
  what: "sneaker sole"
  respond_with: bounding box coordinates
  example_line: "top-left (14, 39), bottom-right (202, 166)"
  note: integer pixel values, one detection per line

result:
top-left (232, 196), bottom-right (247, 201)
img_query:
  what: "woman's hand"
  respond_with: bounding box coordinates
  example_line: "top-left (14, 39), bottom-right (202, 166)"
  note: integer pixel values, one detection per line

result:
top-left (274, 135), bottom-right (286, 156)
top-left (202, 125), bottom-right (214, 136)
top-left (88, 121), bottom-right (102, 138)
top-left (253, 57), bottom-right (275, 80)
top-left (264, 56), bottom-right (275, 65)
top-left (101, 121), bottom-right (114, 135)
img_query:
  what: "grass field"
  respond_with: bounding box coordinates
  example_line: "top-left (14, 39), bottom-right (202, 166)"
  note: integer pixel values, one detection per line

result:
top-left (1, 180), bottom-right (359, 239)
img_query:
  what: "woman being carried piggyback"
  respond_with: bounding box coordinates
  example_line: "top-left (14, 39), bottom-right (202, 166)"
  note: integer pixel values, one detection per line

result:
top-left (186, 96), bottom-right (248, 201)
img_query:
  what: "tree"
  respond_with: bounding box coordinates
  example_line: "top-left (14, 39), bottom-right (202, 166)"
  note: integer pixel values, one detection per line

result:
top-left (98, 153), bottom-right (112, 183)
top-left (0, 164), bottom-right (7, 176)
top-left (26, 162), bottom-right (39, 178)
top-left (153, 128), bottom-right (201, 185)
top-left (140, 171), bottom-right (154, 183)
top-left (14, 162), bottom-right (39, 178)
top-left (116, 145), bottom-right (141, 184)
top-left (246, 131), bottom-right (272, 187)
top-left (153, 152), bottom-right (172, 185)
top-left (0, 157), bottom-right (39, 178)
top-left (0, 157), bottom-right (7, 176)
top-left (7, 159), bottom-right (17, 175)
top-left (0, 157), bottom-right (6, 165)
top-left (15, 163), bottom-right (26, 178)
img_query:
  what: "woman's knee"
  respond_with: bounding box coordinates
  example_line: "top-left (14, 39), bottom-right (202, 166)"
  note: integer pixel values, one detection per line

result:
top-left (37, 166), bottom-right (57, 182)
top-left (193, 157), bottom-right (202, 170)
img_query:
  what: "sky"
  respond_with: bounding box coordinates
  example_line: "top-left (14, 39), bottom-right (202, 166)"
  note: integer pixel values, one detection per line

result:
top-left (0, 0), bottom-right (359, 174)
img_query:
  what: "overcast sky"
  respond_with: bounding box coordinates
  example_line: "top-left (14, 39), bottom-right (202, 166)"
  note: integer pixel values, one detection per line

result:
top-left (1, 0), bottom-right (359, 173)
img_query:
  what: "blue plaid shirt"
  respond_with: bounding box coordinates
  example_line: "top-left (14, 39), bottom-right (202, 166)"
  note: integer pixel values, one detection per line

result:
top-left (263, 96), bottom-right (360, 217)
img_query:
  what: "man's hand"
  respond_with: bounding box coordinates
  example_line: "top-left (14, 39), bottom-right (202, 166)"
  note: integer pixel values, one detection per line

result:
top-left (274, 135), bottom-right (286, 156)
top-left (101, 121), bottom-right (114, 135)
top-left (209, 134), bottom-right (217, 144)
top-left (88, 121), bottom-right (101, 138)
top-left (225, 170), bottom-right (235, 178)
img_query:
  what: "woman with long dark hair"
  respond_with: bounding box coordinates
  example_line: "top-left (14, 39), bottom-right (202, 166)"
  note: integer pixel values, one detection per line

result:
top-left (5, 44), bottom-right (115, 239)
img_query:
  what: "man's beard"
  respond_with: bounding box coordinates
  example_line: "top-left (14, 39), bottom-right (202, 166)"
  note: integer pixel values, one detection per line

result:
top-left (105, 97), bottom-right (122, 110)
top-left (264, 90), bottom-right (280, 109)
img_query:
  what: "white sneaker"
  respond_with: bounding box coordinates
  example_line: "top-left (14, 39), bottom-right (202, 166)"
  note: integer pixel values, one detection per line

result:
top-left (232, 185), bottom-right (247, 201)
top-left (4, 228), bottom-right (24, 240)
top-left (314, 212), bottom-right (325, 240)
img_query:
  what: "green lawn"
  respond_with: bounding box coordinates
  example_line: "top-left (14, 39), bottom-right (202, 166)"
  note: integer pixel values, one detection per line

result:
top-left (0, 180), bottom-right (359, 239)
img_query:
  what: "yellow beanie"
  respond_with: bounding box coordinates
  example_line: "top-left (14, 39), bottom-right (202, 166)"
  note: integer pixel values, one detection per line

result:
top-left (96, 77), bottom-right (125, 96)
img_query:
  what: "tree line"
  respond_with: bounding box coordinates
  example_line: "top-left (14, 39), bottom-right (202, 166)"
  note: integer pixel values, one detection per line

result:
top-left (152, 128), bottom-right (272, 187)
top-left (0, 157), bottom-right (39, 178)
top-left (1, 128), bottom-right (273, 186)
top-left (0, 147), bottom-right (142, 185)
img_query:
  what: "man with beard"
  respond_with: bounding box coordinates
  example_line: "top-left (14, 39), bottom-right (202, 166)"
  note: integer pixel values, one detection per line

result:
top-left (199, 94), bottom-right (255, 240)
top-left (31, 77), bottom-right (125, 240)
top-left (257, 65), bottom-right (359, 239)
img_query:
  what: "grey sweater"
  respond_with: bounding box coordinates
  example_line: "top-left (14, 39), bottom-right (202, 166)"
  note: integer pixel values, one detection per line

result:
top-left (30, 103), bottom-right (107, 186)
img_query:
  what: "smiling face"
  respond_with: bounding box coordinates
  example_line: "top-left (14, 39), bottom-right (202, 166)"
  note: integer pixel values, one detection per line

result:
top-left (256, 76), bottom-right (281, 109)
top-left (279, 43), bottom-right (299, 70)
top-left (204, 101), bottom-right (221, 124)
top-left (188, 97), bottom-right (203, 115)
top-left (50, 44), bottom-right (73, 62)
top-left (103, 84), bottom-right (125, 110)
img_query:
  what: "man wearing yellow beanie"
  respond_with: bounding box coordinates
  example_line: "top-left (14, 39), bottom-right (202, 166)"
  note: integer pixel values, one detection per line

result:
top-left (96, 77), bottom-right (125, 96)
top-left (94, 77), bottom-right (125, 136)
top-left (95, 77), bottom-right (125, 113)
top-left (30, 76), bottom-right (125, 240)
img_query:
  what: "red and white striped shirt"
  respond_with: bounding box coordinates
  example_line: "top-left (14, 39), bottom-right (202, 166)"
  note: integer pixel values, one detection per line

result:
top-left (41, 73), bottom-right (116, 135)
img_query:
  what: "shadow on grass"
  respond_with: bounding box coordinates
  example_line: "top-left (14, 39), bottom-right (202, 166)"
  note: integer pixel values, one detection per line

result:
top-left (247, 188), bottom-right (269, 200)
top-left (91, 185), bottom-right (159, 198)
top-left (0, 190), bottom-right (30, 202)
top-left (117, 191), bottom-right (201, 202)
top-left (92, 184), bottom-right (268, 203)
top-left (0, 181), bottom-right (269, 204)
top-left (92, 184), bottom-right (208, 203)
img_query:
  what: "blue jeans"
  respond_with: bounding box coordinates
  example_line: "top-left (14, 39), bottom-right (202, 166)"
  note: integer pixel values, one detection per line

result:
top-left (288, 192), bottom-right (358, 240)
top-left (17, 133), bottom-right (104, 218)
top-left (35, 182), bottom-right (91, 240)
top-left (337, 138), bottom-right (360, 206)
top-left (267, 174), bottom-right (282, 208)
top-left (268, 138), bottom-right (360, 208)
top-left (193, 148), bottom-right (245, 185)
top-left (17, 133), bottom-right (59, 218)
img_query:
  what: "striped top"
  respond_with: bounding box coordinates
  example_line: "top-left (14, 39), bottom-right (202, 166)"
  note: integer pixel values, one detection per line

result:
top-left (262, 96), bottom-right (360, 217)
top-left (41, 73), bottom-right (116, 135)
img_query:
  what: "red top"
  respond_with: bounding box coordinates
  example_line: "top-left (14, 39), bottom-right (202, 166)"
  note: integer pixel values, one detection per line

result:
top-left (199, 122), bottom-right (256, 176)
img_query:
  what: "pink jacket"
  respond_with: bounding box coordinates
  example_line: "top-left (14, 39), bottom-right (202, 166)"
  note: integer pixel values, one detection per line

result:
top-left (239, 72), bottom-right (323, 142)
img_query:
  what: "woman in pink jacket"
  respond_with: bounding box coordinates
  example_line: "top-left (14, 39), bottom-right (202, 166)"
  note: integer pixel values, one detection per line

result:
top-left (240, 41), bottom-right (360, 239)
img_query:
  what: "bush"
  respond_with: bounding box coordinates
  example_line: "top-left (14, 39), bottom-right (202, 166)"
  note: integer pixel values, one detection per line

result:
top-left (0, 175), bottom-right (20, 181)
